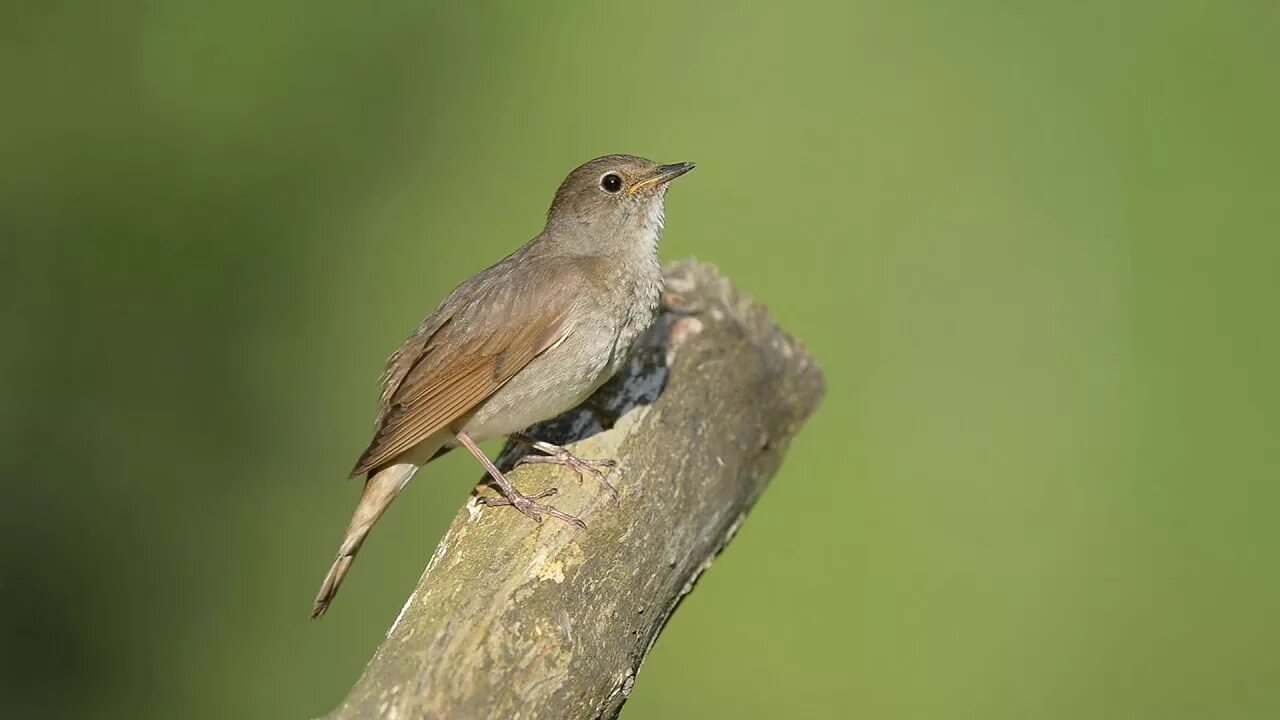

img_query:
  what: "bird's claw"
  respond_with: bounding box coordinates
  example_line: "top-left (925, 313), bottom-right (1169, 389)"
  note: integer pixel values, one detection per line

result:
top-left (516, 449), bottom-right (619, 500)
top-left (478, 487), bottom-right (586, 528)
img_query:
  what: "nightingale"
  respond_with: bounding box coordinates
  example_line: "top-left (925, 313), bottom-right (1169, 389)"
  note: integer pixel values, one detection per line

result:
top-left (312, 154), bottom-right (695, 617)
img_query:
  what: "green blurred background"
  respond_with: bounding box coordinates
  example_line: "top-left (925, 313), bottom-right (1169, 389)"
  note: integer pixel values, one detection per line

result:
top-left (4, 1), bottom-right (1278, 718)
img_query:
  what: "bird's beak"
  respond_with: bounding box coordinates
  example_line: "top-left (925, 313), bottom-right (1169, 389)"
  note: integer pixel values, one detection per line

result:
top-left (628, 162), bottom-right (696, 196)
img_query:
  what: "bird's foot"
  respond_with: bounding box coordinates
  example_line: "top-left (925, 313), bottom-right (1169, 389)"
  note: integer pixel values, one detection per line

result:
top-left (456, 430), bottom-right (586, 528)
top-left (512, 435), bottom-right (619, 500)
top-left (477, 487), bottom-right (586, 528)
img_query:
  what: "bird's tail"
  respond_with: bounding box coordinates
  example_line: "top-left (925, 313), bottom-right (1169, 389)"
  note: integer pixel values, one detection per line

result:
top-left (311, 460), bottom-right (421, 618)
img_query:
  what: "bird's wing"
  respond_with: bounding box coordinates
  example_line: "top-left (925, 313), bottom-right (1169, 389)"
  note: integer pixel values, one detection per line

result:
top-left (349, 262), bottom-right (576, 476)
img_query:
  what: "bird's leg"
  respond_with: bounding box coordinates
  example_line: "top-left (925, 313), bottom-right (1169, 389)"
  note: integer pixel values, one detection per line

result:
top-left (456, 431), bottom-right (586, 528)
top-left (510, 432), bottom-right (619, 500)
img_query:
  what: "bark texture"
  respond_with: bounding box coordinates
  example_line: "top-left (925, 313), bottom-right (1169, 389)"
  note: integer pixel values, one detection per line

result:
top-left (324, 260), bottom-right (825, 720)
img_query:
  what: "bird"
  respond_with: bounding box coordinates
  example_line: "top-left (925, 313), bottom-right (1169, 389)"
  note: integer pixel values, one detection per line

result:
top-left (311, 154), bottom-right (695, 617)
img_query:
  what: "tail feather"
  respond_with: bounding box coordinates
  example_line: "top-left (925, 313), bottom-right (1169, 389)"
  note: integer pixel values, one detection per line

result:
top-left (312, 461), bottom-right (420, 618)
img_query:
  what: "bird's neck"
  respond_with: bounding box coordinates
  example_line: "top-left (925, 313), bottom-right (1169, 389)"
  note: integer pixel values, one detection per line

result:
top-left (545, 206), bottom-right (665, 319)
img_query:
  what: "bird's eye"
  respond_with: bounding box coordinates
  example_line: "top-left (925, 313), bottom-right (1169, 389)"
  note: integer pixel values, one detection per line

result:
top-left (600, 173), bottom-right (623, 193)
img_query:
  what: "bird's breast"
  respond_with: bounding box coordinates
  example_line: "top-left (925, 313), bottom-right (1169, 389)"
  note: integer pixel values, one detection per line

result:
top-left (605, 256), bottom-right (663, 375)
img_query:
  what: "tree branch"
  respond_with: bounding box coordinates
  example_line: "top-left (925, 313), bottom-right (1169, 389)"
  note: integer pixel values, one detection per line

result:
top-left (323, 260), bottom-right (825, 720)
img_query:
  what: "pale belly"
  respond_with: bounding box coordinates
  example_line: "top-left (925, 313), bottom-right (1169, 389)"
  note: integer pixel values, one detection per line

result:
top-left (450, 254), bottom-right (662, 444)
top-left (455, 313), bottom-right (636, 441)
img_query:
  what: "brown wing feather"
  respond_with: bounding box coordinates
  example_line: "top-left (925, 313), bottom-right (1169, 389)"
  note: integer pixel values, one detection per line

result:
top-left (349, 304), bottom-right (572, 477)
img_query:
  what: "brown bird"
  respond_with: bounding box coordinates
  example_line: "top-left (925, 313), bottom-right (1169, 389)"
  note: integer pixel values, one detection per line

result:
top-left (312, 154), bottom-right (695, 617)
